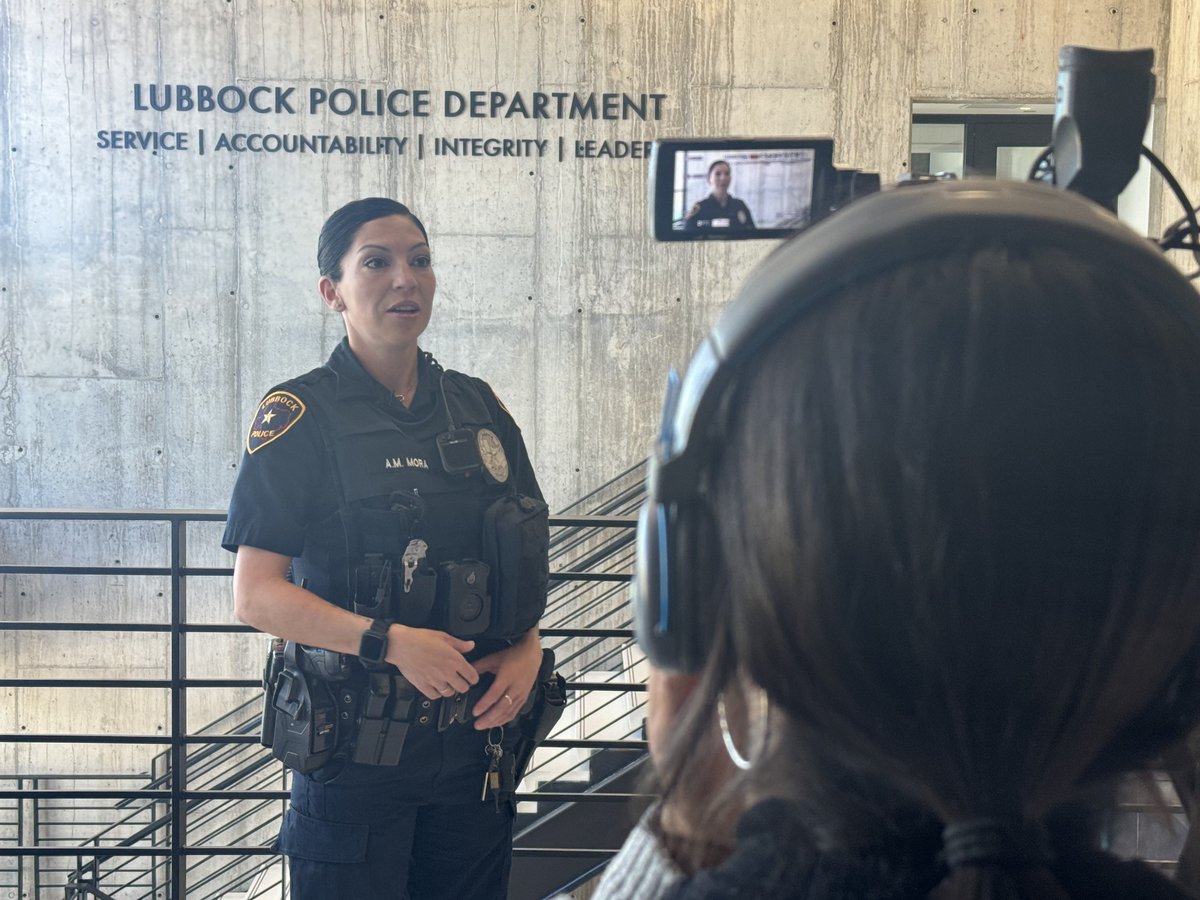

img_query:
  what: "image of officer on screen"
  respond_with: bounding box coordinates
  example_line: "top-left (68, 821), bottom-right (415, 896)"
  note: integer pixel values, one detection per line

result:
top-left (684, 159), bottom-right (757, 232)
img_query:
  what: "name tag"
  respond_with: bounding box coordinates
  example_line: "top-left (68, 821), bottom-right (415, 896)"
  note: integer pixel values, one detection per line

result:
top-left (711, 217), bottom-right (731, 228)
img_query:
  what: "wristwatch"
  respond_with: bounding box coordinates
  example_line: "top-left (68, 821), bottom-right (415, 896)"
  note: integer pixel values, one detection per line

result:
top-left (358, 618), bottom-right (390, 664)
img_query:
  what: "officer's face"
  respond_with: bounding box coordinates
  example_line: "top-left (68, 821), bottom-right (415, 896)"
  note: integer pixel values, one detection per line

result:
top-left (709, 164), bottom-right (731, 196)
top-left (319, 215), bottom-right (436, 353)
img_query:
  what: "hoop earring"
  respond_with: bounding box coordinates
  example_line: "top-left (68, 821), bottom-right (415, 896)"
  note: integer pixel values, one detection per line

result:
top-left (717, 685), bottom-right (770, 771)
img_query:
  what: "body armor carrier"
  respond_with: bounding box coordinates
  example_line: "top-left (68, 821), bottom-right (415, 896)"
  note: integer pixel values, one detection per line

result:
top-left (260, 355), bottom-right (551, 772)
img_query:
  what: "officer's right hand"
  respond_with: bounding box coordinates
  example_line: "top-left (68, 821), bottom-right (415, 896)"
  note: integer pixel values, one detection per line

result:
top-left (386, 624), bottom-right (479, 699)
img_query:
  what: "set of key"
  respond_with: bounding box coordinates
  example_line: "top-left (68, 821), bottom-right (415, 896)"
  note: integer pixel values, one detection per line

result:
top-left (482, 728), bottom-right (515, 810)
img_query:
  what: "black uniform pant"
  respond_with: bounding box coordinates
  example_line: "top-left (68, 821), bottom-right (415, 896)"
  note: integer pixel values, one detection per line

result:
top-left (277, 720), bottom-right (515, 900)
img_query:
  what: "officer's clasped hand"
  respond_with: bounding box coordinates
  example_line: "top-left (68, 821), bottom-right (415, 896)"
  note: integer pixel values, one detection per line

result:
top-left (470, 629), bottom-right (544, 730)
top-left (386, 623), bottom-right (479, 699)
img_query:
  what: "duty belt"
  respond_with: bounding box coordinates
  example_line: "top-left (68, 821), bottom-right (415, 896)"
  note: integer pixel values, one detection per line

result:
top-left (433, 681), bottom-right (495, 731)
top-left (348, 671), bottom-right (494, 764)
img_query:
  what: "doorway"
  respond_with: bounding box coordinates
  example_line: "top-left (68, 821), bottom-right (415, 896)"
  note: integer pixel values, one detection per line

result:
top-left (910, 100), bottom-right (1156, 236)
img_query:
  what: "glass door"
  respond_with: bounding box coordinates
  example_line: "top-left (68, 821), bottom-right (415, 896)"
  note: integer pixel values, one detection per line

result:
top-left (911, 114), bottom-right (1052, 180)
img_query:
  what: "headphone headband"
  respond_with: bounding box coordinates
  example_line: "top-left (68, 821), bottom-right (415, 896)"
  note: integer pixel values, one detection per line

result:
top-left (637, 179), bottom-right (1200, 672)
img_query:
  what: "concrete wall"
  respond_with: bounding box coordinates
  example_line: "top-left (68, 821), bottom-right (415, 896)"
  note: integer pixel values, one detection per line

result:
top-left (1164, 0), bottom-right (1200, 245)
top-left (1, 0), bottom-right (1193, 775)
top-left (0, 0), bottom-right (1178, 517)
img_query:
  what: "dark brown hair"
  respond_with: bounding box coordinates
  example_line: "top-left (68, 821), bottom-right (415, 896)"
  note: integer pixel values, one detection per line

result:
top-left (317, 197), bottom-right (429, 281)
top-left (656, 243), bottom-right (1200, 898)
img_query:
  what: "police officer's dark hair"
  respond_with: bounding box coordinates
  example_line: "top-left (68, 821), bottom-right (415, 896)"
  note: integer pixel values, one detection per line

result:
top-left (317, 197), bottom-right (430, 280)
top-left (708, 159), bottom-right (730, 178)
top-left (652, 243), bottom-right (1200, 898)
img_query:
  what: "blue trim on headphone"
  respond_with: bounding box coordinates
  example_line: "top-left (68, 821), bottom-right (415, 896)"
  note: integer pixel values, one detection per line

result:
top-left (656, 504), bottom-right (670, 632)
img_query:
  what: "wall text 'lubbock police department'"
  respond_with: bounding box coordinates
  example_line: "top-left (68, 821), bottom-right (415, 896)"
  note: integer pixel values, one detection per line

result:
top-left (132, 84), bottom-right (668, 121)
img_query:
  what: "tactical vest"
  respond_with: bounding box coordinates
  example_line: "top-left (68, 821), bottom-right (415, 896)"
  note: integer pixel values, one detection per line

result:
top-left (285, 357), bottom-right (548, 642)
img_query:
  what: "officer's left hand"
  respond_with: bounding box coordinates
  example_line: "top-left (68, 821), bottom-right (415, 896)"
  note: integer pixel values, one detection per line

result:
top-left (471, 628), bottom-right (543, 729)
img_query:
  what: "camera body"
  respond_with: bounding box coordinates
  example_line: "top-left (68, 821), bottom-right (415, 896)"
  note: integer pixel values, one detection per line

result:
top-left (648, 137), bottom-right (879, 241)
top-left (650, 48), bottom-right (1162, 242)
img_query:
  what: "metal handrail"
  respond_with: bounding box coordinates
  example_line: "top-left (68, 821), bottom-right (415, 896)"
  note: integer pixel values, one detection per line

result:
top-left (0, 462), bottom-right (651, 898)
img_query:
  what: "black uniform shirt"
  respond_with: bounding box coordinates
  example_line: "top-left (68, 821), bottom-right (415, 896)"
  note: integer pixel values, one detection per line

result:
top-left (683, 194), bottom-right (757, 232)
top-left (222, 337), bottom-right (541, 561)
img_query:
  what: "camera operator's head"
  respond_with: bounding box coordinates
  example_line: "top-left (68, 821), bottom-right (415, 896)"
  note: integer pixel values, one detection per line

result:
top-left (634, 181), bottom-right (1200, 897)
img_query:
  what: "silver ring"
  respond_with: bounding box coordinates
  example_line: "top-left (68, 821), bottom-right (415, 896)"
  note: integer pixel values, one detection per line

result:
top-left (503, 693), bottom-right (514, 705)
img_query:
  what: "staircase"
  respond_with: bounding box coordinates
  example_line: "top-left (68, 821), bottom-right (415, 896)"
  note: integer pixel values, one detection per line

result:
top-left (42, 461), bottom-right (652, 900)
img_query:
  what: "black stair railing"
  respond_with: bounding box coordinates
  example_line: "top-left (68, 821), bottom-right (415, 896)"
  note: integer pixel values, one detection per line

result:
top-left (0, 460), bottom-right (653, 899)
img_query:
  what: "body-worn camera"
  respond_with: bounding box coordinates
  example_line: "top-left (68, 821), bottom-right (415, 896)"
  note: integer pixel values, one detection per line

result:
top-left (437, 427), bottom-right (483, 474)
top-left (438, 559), bottom-right (492, 636)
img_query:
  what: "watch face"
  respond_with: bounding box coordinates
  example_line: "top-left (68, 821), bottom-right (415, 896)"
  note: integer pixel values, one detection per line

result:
top-left (359, 622), bottom-right (389, 663)
top-left (477, 428), bottom-right (510, 483)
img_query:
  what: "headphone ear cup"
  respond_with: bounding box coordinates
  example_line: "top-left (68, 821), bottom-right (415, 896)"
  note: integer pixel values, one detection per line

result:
top-left (634, 500), bottom-right (671, 667)
top-left (672, 496), bottom-right (721, 671)
top-left (634, 494), bottom-right (721, 672)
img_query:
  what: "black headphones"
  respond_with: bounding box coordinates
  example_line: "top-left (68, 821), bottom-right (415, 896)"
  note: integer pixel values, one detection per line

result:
top-left (633, 179), bottom-right (1200, 672)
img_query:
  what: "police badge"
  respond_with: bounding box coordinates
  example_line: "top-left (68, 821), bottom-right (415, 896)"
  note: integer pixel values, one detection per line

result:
top-left (476, 428), bottom-right (510, 483)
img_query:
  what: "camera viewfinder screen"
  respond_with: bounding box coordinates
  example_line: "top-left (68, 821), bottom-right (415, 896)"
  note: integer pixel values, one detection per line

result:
top-left (672, 148), bottom-right (817, 234)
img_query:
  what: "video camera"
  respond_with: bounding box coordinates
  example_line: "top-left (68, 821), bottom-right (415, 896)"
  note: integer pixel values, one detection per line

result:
top-left (649, 46), bottom-right (1198, 275)
top-left (648, 138), bottom-right (879, 241)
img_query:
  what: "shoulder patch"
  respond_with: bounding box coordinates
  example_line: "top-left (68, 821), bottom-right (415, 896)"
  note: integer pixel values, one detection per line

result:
top-left (246, 390), bottom-right (306, 454)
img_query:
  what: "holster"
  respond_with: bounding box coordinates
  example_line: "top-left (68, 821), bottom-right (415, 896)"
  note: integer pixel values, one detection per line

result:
top-left (260, 640), bottom-right (341, 774)
top-left (260, 638), bottom-right (421, 772)
top-left (511, 648), bottom-right (569, 785)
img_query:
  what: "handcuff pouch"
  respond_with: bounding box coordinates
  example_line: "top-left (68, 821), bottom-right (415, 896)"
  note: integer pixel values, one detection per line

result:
top-left (397, 568), bottom-right (438, 627)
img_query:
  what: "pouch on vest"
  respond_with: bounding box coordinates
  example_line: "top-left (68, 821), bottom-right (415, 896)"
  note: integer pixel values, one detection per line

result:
top-left (352, 556), bottom-right (394, 619)
top-left (340, 490), bottom-right (425, 564)
top-left (482, 493), bottom-right (550, 637)
top-left (352, 550), bottom-right (438, 628)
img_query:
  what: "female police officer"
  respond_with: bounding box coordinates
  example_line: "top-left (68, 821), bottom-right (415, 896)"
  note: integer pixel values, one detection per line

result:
top-left (223, 197), bottom-right (547, 899)
top-left (683, 160), bottom-right (756, 233)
